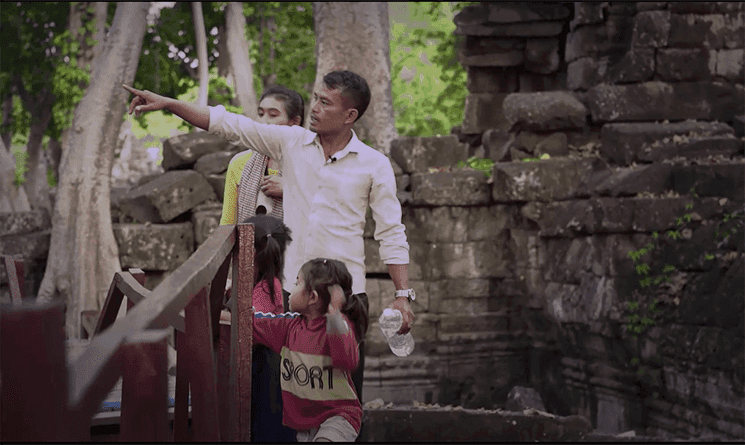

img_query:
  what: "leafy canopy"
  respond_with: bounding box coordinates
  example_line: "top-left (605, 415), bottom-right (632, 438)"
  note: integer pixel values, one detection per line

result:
top-left (0, 2), bottom-right (96, 143)
top-left (390, 2), bottom-right (475, 137)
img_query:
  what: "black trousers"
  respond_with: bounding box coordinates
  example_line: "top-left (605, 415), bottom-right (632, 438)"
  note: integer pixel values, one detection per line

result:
top-left (282, 290), bottom-right (368, 403)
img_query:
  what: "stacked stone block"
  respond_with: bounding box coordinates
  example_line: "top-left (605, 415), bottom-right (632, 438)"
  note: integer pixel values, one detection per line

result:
top-left (0, 210), bottom-right (51, 301)
top-left (113, 132), bottom-right (240, 290)
top-left (454, 2), bottom-right (574, 161)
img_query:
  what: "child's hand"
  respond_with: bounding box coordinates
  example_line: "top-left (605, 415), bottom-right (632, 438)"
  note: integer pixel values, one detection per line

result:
top-left (327, 284), bottom-right (346, 315)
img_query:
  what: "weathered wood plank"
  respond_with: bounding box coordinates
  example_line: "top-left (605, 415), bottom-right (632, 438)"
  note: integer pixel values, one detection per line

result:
top-left (173, 329), bottom-right (191, 442)
top-left (210, 254), bottom-right (231, 349)
top-left (115, 271), bottom-right (186, 332)
top-left (94, 272), bottom-right (127, 335)
top-left (2, 255), bottom-right (24, 304)
top-left (184, 287), bottom-right (221, 441)
top-left (68, 224), bottom-right (235, 410)
top-left (127, 268), bottom-right (145, 312)
top-left (1, 302), bottom-right (71, 441)
top-left (231, 223), bottom-right (255, 442)
top-left (216, 323), bottom-right (232, 441)
top-left (119, 330), bottom-right (170, 442)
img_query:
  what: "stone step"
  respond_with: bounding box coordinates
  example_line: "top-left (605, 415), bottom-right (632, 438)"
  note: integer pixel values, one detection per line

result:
top-left (360, 405), bottom-right (591, 442)
top-left (600, 121), bottom-right (741, 166)
top-left (390, 135), bottom-right (468, 174)
top-left (587, 82), bottom-right (744, 124)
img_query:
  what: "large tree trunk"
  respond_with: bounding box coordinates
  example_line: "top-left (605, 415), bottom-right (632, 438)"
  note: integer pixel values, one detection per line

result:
top-left (47, 3), bottom-right (108, 197)
top-left (14, 80), bottom-right (54, 216)
top-left (0, 138), bottom-right (31, 213)
top-left (2, 94), bottom-right (12, 149)
top-left (224, 2), bottom-right (258, 118)
top-left (311, 2), bottom-right (397, 156)
top-left (69, 2), bottom-right (109, 71)
top-left (37, 2), bottom-right (149, 340)
top-left (192, 2), bottom-right (209, 108)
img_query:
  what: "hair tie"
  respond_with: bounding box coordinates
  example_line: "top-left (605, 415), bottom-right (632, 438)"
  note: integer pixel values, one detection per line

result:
top-left (323, 259), bottom-right (327, 264)
top-left (266, 233), bottom-right (272, 238)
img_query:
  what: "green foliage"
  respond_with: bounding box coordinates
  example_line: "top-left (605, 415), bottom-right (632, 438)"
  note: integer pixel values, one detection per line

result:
top-left (1, 1), bottom-right (102, 158)
top-left (50, 29), bottom-right (91, 139)
top-left (456, 156), bottom-right (495, 177)
top-left (390, 2), bottom-right (475, 137)
top-left (623, 188), bottom-right (741, 348)
top-left (715, 212), bottom-right (743, 240)
top-left (625, 297), bottom-right (659, 339)
top-left (666, 229), bottom-right (681, 240)
top-left (132, 2), bottom-right (315, 132)
top-left (11, 145), bottom-right (28, 187)
top-left (243, 2), bottom-right (315, 102)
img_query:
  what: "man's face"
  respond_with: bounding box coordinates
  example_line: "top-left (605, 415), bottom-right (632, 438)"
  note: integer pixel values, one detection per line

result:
top-left (308, 85), bottom-right (355, 134)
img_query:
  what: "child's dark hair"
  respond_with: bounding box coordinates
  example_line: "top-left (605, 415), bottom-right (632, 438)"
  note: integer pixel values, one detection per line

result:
top-left (260, 85), bottom-right (305, 126)
top-left (299, 258), bottom-right (368, 342)
top-left (322, 70), bottom-right (371, 123)
top-left (242, 215), bottom-right (292, 299)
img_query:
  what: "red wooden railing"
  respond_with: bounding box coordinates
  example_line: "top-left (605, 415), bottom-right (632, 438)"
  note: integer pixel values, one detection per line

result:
top-left (0, 223), bottom-right (257, 442)
top-left (3, 254), bottom-right (24, 305)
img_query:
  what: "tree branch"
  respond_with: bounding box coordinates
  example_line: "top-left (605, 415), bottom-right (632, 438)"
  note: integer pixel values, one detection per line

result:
top-left (13, 75), bottom-right (34, 113)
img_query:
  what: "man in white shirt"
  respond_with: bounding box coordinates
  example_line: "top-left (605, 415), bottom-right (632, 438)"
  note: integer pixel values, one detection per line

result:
top-left (123, 71), bottom-right (415, 404)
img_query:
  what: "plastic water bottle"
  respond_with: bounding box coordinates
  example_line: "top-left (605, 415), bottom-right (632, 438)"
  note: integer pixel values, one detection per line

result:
top-left (378, 308), bottom-right (415, 357)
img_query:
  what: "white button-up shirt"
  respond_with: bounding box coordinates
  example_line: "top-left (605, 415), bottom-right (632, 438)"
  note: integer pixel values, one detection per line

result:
top-left (209, 105), bottom-right (409, 295)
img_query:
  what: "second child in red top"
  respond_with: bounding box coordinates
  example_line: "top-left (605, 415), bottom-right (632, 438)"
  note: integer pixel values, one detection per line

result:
top-left (252, 258), bottom-right (369, 442)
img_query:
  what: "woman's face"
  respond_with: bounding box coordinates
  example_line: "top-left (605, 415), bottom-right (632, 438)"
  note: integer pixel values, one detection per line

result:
top-left (257, 96), bottom-right (298, 126)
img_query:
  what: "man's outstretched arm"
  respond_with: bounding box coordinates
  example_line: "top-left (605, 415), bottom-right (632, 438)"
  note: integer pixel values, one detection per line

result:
top-left (123, 84), bottom-right (210, 131)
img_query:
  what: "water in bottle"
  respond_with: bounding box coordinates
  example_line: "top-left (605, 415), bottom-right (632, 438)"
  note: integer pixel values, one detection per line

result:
top-left (378, 308), bottom-right (415, 357)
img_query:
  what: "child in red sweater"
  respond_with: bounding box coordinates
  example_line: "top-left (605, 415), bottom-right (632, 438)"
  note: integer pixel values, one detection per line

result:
top-left (219, 214), bottom-right (297, 442)
top-left (252, 258), bottom-right (368, 442)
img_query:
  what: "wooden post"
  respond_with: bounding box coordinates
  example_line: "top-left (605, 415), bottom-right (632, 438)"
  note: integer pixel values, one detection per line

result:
top-left (1, 302), bottom-right (71, 441)
top-left (127, 268), bottom-right (145, 312)
top-left (2, 255), bottom-right (25, 305)
top-left (216, 322), bottom-right (233, 441)
top-left (94, 273), bottom-right (127, 335)
top-left (119, 330), bottom-right (170, 442)
top-left (173, 329), bottom-right (191, 442)
top-left (183, 286), bottom-right (221, 441)
top-left (209, 255), bottom-right (231, 354)
top-left (229, 223), bottom-right (255, 442)
top-left (211, 255), bottom-right (232, 441)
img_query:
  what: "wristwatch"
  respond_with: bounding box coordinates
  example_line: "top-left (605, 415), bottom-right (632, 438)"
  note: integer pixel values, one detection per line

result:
top-left (395, 288), bottom-right (416, 302)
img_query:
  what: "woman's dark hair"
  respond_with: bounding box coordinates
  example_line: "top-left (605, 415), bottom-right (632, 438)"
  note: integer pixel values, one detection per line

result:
top-left (242, 215), bottom-right (292, 299)
top-left (322, 70), bottom-right (371, 122)
top-left (298, 258), bottom-right (368, 342)
top-left (260, 85), bottom-right (305, 126)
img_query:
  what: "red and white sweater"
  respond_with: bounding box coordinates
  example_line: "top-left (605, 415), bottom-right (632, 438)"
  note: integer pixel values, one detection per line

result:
top-left (252, 310), bottom-right (363, 433)
top-left (252, 277), bottom-right (284, 314)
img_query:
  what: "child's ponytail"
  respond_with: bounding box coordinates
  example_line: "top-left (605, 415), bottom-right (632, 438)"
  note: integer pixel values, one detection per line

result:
top-left (242, 214), bottom-right (292, 299)
top-left (342, 294), bottom-right (368, 343)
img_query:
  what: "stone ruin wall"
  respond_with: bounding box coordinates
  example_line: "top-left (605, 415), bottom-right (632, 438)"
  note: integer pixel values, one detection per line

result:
top-left (1, 1), bottom-right (743, 440)
top-left (373, 1), bottom-right (743, 440)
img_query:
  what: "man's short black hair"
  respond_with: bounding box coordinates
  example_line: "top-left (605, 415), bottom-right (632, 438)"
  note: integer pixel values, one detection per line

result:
top-left (322, 70), bottom-right (371, 122)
